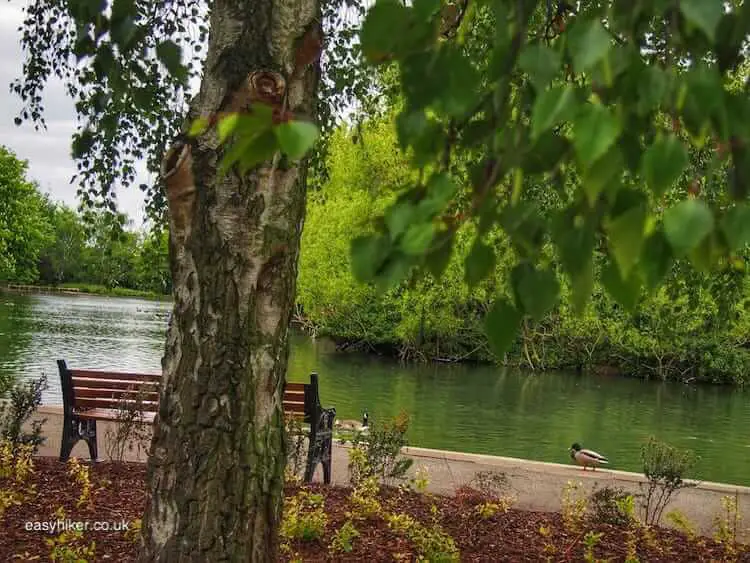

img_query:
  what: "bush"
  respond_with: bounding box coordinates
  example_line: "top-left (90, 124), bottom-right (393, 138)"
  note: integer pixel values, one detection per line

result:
top-left (640, 436), bottom-right (697, 526)
top-left (589, 486), bottom-right (635, 526)
top-left (103, 386), bottom-right (151, 463)
top-left (343, 411), bottom-right (413, 486)
top-left (0, 375), bottom-right (47, 451)
top-left (281, 490), bottom-right (327, 542)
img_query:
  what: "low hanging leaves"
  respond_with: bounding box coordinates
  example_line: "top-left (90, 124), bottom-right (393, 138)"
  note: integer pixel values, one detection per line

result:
top-left (642, 136), bottom-right (688, 197)
top-left (274, 121), bottom-right (320, 159)
top-left (663, 199), bottom-right (715, 256)
top-left (484, 299), bottom-right (522, 358)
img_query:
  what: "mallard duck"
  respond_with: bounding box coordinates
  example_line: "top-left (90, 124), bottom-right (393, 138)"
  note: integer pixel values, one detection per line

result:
top-left (335, 410), bottom-right (369, 433)
top-left (570, 443), bottom-right (608, 471)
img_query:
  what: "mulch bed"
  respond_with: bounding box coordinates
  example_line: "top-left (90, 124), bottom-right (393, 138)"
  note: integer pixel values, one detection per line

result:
top-left (0, 457), bottom-right (748, 561)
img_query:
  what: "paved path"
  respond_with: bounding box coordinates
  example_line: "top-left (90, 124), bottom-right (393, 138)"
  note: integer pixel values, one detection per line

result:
top-left (29, 406), bottom-right (750, 539)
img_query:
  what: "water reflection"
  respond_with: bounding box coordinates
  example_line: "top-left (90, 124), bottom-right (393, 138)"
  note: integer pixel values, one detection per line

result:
top-left (1, 292), bottom-right (749, 486)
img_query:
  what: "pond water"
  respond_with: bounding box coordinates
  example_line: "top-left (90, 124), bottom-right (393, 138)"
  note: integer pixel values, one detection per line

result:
top-left (1, 291), bottom-right (749, 486)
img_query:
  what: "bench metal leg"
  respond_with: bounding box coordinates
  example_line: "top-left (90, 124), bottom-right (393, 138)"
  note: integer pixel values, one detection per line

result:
top-left (83, 420), bottom-right (98, 462)
top-left (322, 437), bottom-right (332, 485)
top-left (59, 416), bottom-right (98, 463)
top-left (303, 407), bottom-right (335, 484)
top-left (59, 416), bottom-right (77, 462)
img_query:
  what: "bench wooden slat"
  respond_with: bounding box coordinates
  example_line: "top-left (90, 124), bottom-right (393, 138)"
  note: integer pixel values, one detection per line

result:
top-left (74, 388), bottom-right (160, 401)
top-left (71, 369), bottom-right (161, 382)
top-left (281, 401), bottom-right (305, 414)
top-left (76, 408), bottom-right (156, 423)
top-left (285, 382), bottom-right (306, 392)
top-left (72, 377), bottom-right (160, 391)
top-left (75, 397), bottom-right (159, 412)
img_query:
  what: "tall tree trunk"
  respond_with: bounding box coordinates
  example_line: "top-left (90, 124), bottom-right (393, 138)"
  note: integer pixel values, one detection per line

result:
top-left (140, 0), bottom-right (320, 560)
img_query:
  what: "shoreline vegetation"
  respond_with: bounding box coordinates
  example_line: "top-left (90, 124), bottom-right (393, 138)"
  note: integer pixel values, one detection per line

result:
top-left (1, 283), bottom-right (170, 302)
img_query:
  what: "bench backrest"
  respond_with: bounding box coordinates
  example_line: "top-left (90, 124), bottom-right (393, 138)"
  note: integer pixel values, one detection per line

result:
top-left (57, 360), bottom-right (323, 422)
top-left (58, 360), bottom-right (160, 414)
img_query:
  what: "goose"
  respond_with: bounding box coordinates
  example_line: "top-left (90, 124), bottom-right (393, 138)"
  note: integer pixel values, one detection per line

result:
top-left (570, 443), bottom-right (608, 471)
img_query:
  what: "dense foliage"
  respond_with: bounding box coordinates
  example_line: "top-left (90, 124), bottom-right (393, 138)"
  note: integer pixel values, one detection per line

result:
top-left (0, 146), bottom-right (170, 296)
top-left (338, 0), bottom-right (750, 384)
top-left (298, 114), bottom-right (750, 384)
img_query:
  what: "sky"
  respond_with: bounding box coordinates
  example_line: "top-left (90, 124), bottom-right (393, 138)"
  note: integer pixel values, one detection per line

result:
top-left (0, 2), bottom-right (152, 227)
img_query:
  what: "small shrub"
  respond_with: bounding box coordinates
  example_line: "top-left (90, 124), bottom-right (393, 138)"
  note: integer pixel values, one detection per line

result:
top-left (561, 481), bottom-right (588, 533)
top-left (46, 507), bottom-right (95, 563)
top-left (385, 512), bottom-right (460, 562)
top-left (348, 476), bottom-right (381, 520)
top-left (67, 458), bottom-right (92, 509)
top-left (0, 375), bottom-right (47, 451)
top-left (474, 499), bottom-right (512, 519)
top-left (412, 464), bottom-right (430, 493)
top-left (583, 531), bottom-right (603, 563)
top-left (589, 486), bottom-right (635, 525)
top-left (329, 520), bottom-right (360, 554)
top-left (344, 411), bottom-right (413, 486)
top-left (713, 493), bottom-right (741, 555)
top-left (666, 509), bottom-right (697, 540)
top-left (640, 436), bottom-right (697, 525)
top-left (124, 518), bottom-right (142, 544)
top-left (281, 489), bottom-right (327, 542)
top-left (0, 438), bottom-right (36, 518)
top-left (103, 386), bottom-right (151, 463)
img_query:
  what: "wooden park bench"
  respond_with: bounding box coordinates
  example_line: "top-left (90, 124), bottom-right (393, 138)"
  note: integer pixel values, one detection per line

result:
top-left (57, 360), bottom-right (337, 483)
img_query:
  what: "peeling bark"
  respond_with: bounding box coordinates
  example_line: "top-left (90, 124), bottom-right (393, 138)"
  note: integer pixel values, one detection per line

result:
top-left (140, 0), bottom-right (320, 560)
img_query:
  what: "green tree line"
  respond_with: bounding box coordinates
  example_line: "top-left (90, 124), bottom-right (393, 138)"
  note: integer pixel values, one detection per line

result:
top-left (297, 111), bottom-right (750, 386)
top-left (0, 145), bottom-right (170, 296)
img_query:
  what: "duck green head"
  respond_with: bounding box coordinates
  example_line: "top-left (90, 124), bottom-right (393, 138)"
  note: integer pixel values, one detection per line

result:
top-left (570, 443), bottom-right (581, 458)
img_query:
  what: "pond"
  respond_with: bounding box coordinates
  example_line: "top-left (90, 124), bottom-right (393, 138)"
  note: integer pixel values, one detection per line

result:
top-left (1, 291), bottom-right (749, 486)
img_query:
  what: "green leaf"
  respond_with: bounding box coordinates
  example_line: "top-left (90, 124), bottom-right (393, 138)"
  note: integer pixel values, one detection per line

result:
top-left (531, 85), bottom-right (576, 140)
top-left (385, 203), bottom-right (416, 240)
top-left (641, 229), bottom-right (674, 290)
top-left (582, 146), bottom-right (623, 203)
top-left (274, 121), bottom-right (319, 159)
top-left (511, 263), bottom-right (559, 321)
top-left (519, 43), bottom-right (561, 92)
top-left (522, 133), bottom-right (570, 175)
top-left (219, 129), bottom-right (278, 175)
top-left (156, 40), bottom-right (186, 81)
top-left (484, 299), bottom-right (522, 357)
top-left (606, 203), bottom-right (647, 278)
top-left (465, 240), bottom-right (495, 288)
top-left (568, 20), bottom-right (613, 74)
top-left (188, 117), bottom-right (210, 137)
top-left (499, 203), bottom-right (545, 258)
top-left (573, 105), bottom-right (622, 169)
top-left (641, 136), bottom-right (688, 197)
top-left (637, 66), bottom-right (668, 116)
top-left (679, 0), bottom-right (723, 41)
top-left (401, 222), bottom-right (436, 255)
top-left (721, 204), bottom-right (750, 251)
top-left (217, 114), bottom-right (240, 143)
top-left (601, 262), bottom-right (642, 311)
top-left (663, 199), bottom-right (715, 256)
top-left (552, 206), bottom-right (596, 275)
top-left (570, 259), bottom-right (594, 314)
top-left (376, 254), bottom-right (413, 291)
top-left (360, 0), bottom-right (409, 62)
top-left (425, 230), bottom-right (455, 279)
top-left (351, 235), bottom-right (390, 281)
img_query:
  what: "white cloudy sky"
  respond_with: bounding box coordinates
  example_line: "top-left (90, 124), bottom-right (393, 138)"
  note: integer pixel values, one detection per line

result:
top-left (0, 2), bottom-right (153, 227)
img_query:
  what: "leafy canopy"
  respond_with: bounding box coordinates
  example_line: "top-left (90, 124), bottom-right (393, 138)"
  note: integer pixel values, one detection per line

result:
top-left (344, 0), bottom-right (750, 356)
